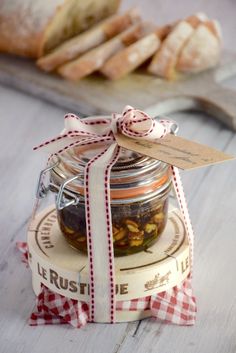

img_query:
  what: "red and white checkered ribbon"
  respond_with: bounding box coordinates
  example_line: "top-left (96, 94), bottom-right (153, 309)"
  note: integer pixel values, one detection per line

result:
top-left (31, 106), bottom-right (196, 325)
top-left (17, 243), bottom-right (196, 327)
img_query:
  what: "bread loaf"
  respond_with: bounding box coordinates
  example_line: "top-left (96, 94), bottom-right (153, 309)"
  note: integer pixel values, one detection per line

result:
top-left (58, 22), bottom-right (146, 80)
top-left (37, 8), bottom-right (140, 72)
top-left (1, 5), bottom-right (221, 80)
top-left (0, 0), bottom-right (120, 58)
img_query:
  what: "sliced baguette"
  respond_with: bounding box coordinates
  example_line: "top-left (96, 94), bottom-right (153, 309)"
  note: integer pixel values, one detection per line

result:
top-left (148, 20), bottom-right (195, 79)
top-left (58, 22), bottom-right (147, 80)
top-left (100, 24), bottom-right (172, 80)
top-left (176, 20), bottom-right (221, 73)
top-left (37, 8), bottom-right (140, 72)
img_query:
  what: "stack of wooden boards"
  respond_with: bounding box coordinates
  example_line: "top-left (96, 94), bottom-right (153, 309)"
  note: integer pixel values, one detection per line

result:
top-left (37, 10), bottom-right (222, 81)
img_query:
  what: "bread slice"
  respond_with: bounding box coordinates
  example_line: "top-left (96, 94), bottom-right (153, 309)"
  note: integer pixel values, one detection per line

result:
top-left (176, 20), bottom-right (221, 73)
top-left (0, 0), bottom-right (120, 58)
top-left (100, 24), bottom-right (172, 80)
top-left (148, 20), bottom-right (195, 79)
top-left (58, 22), bottom-right (147, 80)
top-left (37, 8), bottom-right (140, 72)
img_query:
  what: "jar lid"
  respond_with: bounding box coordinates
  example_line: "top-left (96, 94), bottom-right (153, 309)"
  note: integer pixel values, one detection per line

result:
top-left (49, 142), bottom-right (171, 202)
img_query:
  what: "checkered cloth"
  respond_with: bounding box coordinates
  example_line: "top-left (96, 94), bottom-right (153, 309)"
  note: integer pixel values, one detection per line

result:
top-left (17, 242), bottom-right (196, 327)
top-left (16, 241), bottom-right (29, 267)
top-left (30, 284), bottom-right (89, 327)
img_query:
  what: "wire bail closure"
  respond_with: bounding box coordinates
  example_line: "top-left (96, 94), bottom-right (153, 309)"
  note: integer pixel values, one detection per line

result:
top-left (36, 158), bottom-right (81, 211)
top-left (36, 159), bottom-right (60, 199)
top-left (56, 175), bottom-right (81, 210)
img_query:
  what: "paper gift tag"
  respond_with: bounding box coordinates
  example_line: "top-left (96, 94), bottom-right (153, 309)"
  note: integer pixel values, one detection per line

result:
top-left (115, 133), bottom-right (234, 170)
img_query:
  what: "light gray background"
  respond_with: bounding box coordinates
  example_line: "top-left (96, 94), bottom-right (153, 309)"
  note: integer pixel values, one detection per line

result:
top-left (0, 1), bottom-right (236, 353)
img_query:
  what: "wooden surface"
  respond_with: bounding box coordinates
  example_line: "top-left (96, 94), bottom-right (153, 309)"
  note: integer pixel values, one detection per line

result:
top-left (1, 1), bottom-right (236, 352)
top-left (1, 2), bottom-right (236, 130)
top-left (1, 51), bottom-right (236, 130)
top-left (1, 81), bottom-right (236, 353)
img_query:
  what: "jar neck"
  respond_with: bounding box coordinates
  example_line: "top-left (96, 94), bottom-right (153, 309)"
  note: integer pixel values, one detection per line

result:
top-left (49, 149), bottom-right (172, 202)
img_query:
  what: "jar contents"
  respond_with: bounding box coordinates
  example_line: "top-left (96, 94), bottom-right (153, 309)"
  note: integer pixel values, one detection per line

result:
top-left (49, 142), bottom-right (172, 256)
top-left (57, 196), bottom-right (169, 256)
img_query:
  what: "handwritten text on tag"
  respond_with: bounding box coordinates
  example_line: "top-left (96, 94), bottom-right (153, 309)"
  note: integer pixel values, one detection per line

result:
top-left (115, 133), bottom-right (234, 170)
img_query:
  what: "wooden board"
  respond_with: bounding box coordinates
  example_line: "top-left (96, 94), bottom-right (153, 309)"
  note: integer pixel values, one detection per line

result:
top-left (1, 51), bottom-right (236, 130)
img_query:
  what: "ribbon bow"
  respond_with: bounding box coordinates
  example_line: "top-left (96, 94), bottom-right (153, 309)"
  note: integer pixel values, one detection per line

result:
top-left (34, 106), bottom-right (171, 153)
top-left (34, 106), bottom-right (194, 324)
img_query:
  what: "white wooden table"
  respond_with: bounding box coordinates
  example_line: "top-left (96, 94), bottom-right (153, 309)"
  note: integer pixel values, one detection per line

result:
top-left (1, 1), bottom-right (236, 352)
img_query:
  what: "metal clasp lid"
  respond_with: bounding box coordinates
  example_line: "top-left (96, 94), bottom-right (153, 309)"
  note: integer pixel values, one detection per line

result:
top-left (36, 158), bottom-right (82, 210)
top-left (56, 175), bottom-right (81, 211)
top-left (36, 159), bottom-right (60, 199)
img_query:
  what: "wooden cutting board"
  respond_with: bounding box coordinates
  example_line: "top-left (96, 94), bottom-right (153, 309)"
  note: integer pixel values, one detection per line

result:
top-left (0, 52), bottom-right (236, 130)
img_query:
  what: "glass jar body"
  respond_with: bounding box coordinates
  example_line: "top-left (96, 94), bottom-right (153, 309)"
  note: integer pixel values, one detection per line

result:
top-left (57, 191), bottom-right (169, 256)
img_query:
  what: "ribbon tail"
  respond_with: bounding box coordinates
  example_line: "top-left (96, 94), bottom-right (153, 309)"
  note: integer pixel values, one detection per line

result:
top-left (171, 166), bottom-right (194, 274)
top-left (85, 143), bottom-right (121, 323)
top-left (149, 165), bottom-right (197, 326)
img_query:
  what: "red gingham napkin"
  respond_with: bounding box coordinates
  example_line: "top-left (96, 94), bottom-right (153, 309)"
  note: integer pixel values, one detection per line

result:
top-left (150, 276), bottom-right (196, 325)
top-left (16, 241), bottom-right (29, 267)
top-left (30, 284), bottom-right (89, 328)
top-left (17, 242), bottom-right (196, 327)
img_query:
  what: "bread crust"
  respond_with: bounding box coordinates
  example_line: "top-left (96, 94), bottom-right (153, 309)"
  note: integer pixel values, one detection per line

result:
top-left (0, 0), bottom-right (120, 58)
top-left (0, 0), bottom-right (68, 58)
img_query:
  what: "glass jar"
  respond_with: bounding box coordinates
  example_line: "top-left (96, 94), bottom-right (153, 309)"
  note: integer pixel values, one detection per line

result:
top-left (48, 142), bottom-right (172, 256)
